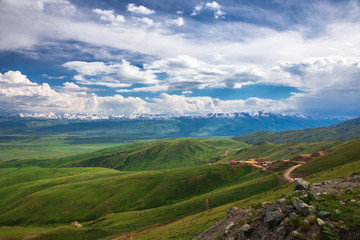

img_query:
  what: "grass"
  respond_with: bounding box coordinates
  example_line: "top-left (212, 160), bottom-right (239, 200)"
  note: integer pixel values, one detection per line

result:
top-left (232, 125), bottom-right (360, 144)
top-left (223, 141), bottom-right (341, 162)
top-left (0, 165), bottom-right (275, 227)
top-left (0, 135), bottom-right (140, 162)
top-left (133, 156), bottom-right (360, 240)
top-left (67, 139), bottom-right (240, 170)
top-left (0, 138), bottom-right (248, 170)
top-left (295, 138), bottom-right (360, 175)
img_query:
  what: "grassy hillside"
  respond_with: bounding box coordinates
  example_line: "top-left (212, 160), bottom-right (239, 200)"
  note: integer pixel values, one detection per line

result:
top-left (0, 164), bottom-right (272, 226)
top-left (131, 148), bottom-right (360, 240)
top-left (232, 125), bottom-right (360, 144)
top-left (331, 116), bottom-right (360, 127)
top-left (294, 138), bottom-right (360, 175)
top-left (65, 138), bottom-right (247, 171)
top-left (223, 141), bottom-right (341, 162)
top-left (0, 138), bottom-right (248, 169)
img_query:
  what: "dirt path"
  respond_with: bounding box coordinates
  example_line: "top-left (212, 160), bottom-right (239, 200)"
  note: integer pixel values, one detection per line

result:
top-left (283, 163), bottom-right (304, 182)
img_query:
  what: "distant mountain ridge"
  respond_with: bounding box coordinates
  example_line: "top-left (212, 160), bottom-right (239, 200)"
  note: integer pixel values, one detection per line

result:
top-left (0, 111), bottom-right (349, 121)
top-left (0, 111), bottom-right (349, 137)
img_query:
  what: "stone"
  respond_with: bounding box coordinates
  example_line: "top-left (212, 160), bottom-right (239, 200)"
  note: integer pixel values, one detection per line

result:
top-left (263, 209), bottom-right (286, 228)
top-left (292, 197), bottom-right (316, 216)
top-left (317, 218), bottom-right (325, 226)
top-left (71, 221), bottom-right (83, 228)
top-left (351, 199), bottom-right (356, 203)
top-left (240, 223), bottom-right (252, 233)
top-left (280, 205), bottom-right (295, 215)
top-left (276, 198), bottom-right (287, 206)
top-left (335, 209), bottom-right (340, 214)
top-left (319, 211), bottom-right (331, 218)
top-left (345, 188), bottom-right (353, 194)
top-left (293, 178), bottom-right (310, 191)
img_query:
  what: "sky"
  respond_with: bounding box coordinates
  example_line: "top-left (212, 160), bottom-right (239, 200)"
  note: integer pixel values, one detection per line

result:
top-left (0, 0), bottom-right (359, 116)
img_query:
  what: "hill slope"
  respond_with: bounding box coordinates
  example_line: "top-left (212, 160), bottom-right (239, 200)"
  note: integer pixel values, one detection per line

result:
top-left (65, 139), bottom-right (247, 171)
top-left (294, 138), bottom-right (360, 175)
top-left (232, 119), bottom-right (360, 144)
top-left (224, 141), bottom-right (342, 162)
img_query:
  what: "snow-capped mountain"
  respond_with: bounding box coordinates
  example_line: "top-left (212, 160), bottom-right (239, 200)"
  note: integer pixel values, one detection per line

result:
top-left (0, 111), bottom-right (349, 121)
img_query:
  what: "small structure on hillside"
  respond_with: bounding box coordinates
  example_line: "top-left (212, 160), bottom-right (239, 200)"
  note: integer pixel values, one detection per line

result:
top-left (230, 160), bottom-right (237, 164)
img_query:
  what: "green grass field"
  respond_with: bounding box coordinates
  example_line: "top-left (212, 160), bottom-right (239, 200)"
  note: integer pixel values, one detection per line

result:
top-left (0, 134), bottom-right (359, 240)
top-left (223, 140), bottom-right (341, 162)
top-left (0, 135), bottom-right (139, 162)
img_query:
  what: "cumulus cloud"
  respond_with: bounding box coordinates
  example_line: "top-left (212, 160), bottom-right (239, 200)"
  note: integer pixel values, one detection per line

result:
top-left (145, 55), bottom-right (262, 90)
top-left (93, 8), bottom-right (125, 25)
top-left (0, 70), bottom-right (289, 115)
top-left (170, 17), bottom-right (184, 27)
top-left (63, 60), bottom-right (158, 88)
top-left (149, 93), bottom-right (287, 115)
top-left (191, 1), bottom-right (226, 19)
top-left (127, 3), bottom-right (155, 15)
top-left (42, 74), bottom-right (66, 79)
top-left (205, 1), bottom-right (226, 19)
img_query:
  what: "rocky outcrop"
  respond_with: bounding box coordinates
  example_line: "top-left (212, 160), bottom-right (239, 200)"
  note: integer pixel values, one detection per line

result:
top-left (293, 178), bottom-right (310, 191)
top-left (194, 176), bottom-right (360, 240)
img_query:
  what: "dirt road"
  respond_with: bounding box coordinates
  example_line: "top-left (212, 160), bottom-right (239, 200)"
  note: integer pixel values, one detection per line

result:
top-left (283, 163), bottom-right (304, 182)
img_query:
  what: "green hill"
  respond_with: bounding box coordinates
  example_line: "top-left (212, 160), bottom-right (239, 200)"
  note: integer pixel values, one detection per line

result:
top-left (0, 164), bottom-right (277, 236)
top-left (331, 116), bottom-right (360, 127)
top-left (0, 138), bottom-right (248, 170)
top-left (65, 139), bottom-right (247, 171)
top-left (232, 125), bottom-right (360, 144)
top-left (294, 138), bottom-right (360, 175)
top-left (223, 141), bottom-right (342, 162)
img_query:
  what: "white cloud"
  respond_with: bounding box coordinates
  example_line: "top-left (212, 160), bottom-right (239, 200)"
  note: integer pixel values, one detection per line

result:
top-left (149, 93), bottom-right (287, 115)
top-left (146, 55), bottom-right (262, 90)
top-left (42, 73), bottom-right (66, 79)
top-left (127, 3), bottom-right (155, 15)
top-left (93, 8), bottom-right (125, 25)
top-left (170, 17), bottom-right (184, 27)
top-left (191, 1), bottom-right (226, 19)
top-left (205, 1), bottom-right (226, 19)
top-left (63, 60), bottom-right (158, 88)
top-left (191, 4), bottom-right (203, 16)
top-left (182, 90), bottom-right (192, 95)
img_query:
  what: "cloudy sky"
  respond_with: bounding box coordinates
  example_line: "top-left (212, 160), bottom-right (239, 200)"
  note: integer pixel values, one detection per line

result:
top-left (0, 0), bottom-right (359, 116)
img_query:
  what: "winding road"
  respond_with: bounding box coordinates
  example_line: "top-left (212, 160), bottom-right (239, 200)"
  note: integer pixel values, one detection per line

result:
top-left (283, 162), bottom-right (305, 182)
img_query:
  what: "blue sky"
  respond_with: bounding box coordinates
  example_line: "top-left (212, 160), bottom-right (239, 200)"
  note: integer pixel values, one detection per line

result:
top-left (0, 0), bottom-right (359, 116)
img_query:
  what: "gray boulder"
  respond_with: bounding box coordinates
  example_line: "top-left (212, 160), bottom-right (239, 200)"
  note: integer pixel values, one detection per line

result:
top-left (292, 197), bottom-right (316, 216)
top-left (293, 178), bottom-right (310, 191)
top-left (263, 208), bottom-right (287, 228)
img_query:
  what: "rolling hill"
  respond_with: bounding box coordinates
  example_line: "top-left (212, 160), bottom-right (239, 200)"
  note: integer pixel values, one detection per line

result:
top-left (223, 140), bottom-right (342, 162)
top-left (0, 164), bottom-right (278, 239)
top-left (65, 138), bottom-right (247, 170)
top-left (232, 117), bottom-right (360, 144)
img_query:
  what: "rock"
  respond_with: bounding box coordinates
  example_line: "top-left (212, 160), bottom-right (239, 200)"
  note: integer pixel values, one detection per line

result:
top-left (276, 198), bottom-right (286, 206)
top-left (293, 178), bottom-right (310, 191)
top-left (351, 199), bottom-right (356, 203)
top-left (224, 222), bottom-right (235, 235)
top-left (226, 207), bottom-right (241, 218)
top-left (319, 211), bottom-right (331, 218)
top-left (335, 209), bottom-right (340, 214)
top-left (345, 188), bottom-right (353, 194)
top-left (280, 205), bottom-right (295, 215)
top-left (292, 197), bottom-right (316, 216)
top-left (71, 221), bottom-right (83, 228)
top-left (262, 201), bottom-right (273, 206)
top-left (240, 223), bottom-right (252, 233)
top-left (263, 208), bottom-right (286, 228)
top-left (291, 230), bottom-right (305, 238)
top-left (317, 218), bottom-right (325, 226)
